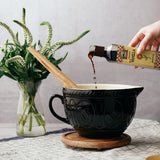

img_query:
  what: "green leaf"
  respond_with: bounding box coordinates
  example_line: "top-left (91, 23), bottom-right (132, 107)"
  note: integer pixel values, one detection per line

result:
top-left (15, 32), bottom-right (20, 44)
top-left (55, 52), bottom-right (68, 64)
top-left (38, 40), bottom-right (43, 51)
top-left (0, 8), bottom-right (90, 82)
top-left (0, 70), bottom-right (4, 78)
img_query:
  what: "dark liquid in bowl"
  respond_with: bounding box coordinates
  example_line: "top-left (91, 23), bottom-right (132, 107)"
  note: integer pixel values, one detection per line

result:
top-left (88, 54), bottom-right (97, 89)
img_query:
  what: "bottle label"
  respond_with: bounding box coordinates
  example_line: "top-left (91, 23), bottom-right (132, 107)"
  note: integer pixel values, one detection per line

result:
top-left (116, 45), bottom-right (160, 68)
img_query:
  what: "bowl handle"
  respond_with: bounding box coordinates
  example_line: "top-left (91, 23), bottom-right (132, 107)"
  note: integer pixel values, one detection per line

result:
top-left (49, 94), bottom-right (69, 124)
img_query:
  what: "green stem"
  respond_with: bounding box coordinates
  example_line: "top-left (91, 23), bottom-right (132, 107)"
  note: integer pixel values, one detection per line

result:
top-left (20, 125), bottom-right (24, 134)
top-left (17, 81), bottom-right (46, 135)
top-left (13, 20), bottom-right (33, 45)
top-left (0, 21), bottom-right (17, 44)
top-left (50, 30), bottom-right (90, 51)
top-left (40, 21), bottom-right (52, 54)
top-left (28, 113), bottom-right (32, 131)
top-left (17, 83), bottom-right (28, 125)
top-left (30, 97), bottom-right (46, 132)
top-left (22, 8), bottom-right (27, 42)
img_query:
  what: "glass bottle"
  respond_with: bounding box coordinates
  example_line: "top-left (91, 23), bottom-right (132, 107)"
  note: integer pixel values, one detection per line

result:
top-left (88, 44), bottom-right (160, 69)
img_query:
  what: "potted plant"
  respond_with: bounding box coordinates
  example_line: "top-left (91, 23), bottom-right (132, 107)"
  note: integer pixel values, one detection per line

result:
top-left (0, 8), bottom-right (89, 136)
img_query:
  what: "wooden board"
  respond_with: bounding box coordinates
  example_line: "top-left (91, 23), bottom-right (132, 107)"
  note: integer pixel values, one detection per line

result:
top-left (146, 155), bottom-right (160, 160)
top-left (61, 131), bottom-right (131, 149)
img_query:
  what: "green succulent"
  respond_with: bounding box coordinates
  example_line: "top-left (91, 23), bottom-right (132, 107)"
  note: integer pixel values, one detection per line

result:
top-left (0, 8), bottom-right (90, 82)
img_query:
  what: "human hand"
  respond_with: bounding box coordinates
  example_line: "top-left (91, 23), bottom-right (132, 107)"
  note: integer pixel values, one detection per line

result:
top-left (129, 21), bottom-right (160, 54)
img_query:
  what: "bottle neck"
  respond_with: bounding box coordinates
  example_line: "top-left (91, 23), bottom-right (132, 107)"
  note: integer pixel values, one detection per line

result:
top-left (88, 45), bottom-right (117, 61)
top-left (88, 45), bottom-right (105, 58)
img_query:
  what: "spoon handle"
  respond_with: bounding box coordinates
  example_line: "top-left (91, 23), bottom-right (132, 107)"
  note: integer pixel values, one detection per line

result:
top-left (28, 46), bottom-right (78, 88)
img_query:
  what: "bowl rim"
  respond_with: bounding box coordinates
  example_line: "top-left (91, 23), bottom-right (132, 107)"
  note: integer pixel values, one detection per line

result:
top-left (65, 83), bottom-right (143, 90)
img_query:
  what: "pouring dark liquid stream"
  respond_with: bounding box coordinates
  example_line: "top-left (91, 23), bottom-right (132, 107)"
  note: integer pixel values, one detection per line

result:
top-left (88, 54), bottom-right (97, 89)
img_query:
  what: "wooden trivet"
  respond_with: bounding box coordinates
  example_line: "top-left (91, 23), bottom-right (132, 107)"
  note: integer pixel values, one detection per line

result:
top-left (61, 131), bottom-right (131, 149)
top-left (146, 155), bottom-right (160, 160)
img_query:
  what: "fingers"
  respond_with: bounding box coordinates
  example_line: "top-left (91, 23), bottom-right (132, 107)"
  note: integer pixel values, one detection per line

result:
top-left (129, 21), bottom-right (160, 54)
top-left (129, 32), bottom-right (145, 47)
top-left (137, 33), bottom-right (153, 54)
top-left (140, 39), bottom-right (159, 52)
top-left (146, 43), bottom-right (152, 50)
top-left (152, 39), bottom-right (159, 51)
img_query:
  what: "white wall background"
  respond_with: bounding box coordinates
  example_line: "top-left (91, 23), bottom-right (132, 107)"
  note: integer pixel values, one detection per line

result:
top-left (0, 0), bottom-right (160, 123)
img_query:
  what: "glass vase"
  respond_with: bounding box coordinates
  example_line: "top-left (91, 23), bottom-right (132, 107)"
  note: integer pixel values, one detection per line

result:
top-left (16, 80), bottom-right (46, 136)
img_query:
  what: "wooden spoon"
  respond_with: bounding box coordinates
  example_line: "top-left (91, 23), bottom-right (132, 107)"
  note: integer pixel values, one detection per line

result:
top-left (28, 46), bottom-right (78, 88)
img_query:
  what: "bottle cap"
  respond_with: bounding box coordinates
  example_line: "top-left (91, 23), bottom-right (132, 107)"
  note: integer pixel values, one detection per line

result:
top-left (89, 45), bottom-right (105, 57)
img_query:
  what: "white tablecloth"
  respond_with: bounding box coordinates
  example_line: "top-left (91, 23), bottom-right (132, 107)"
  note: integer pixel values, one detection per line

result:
top-left (0, 119), bottom-right (160, 160)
